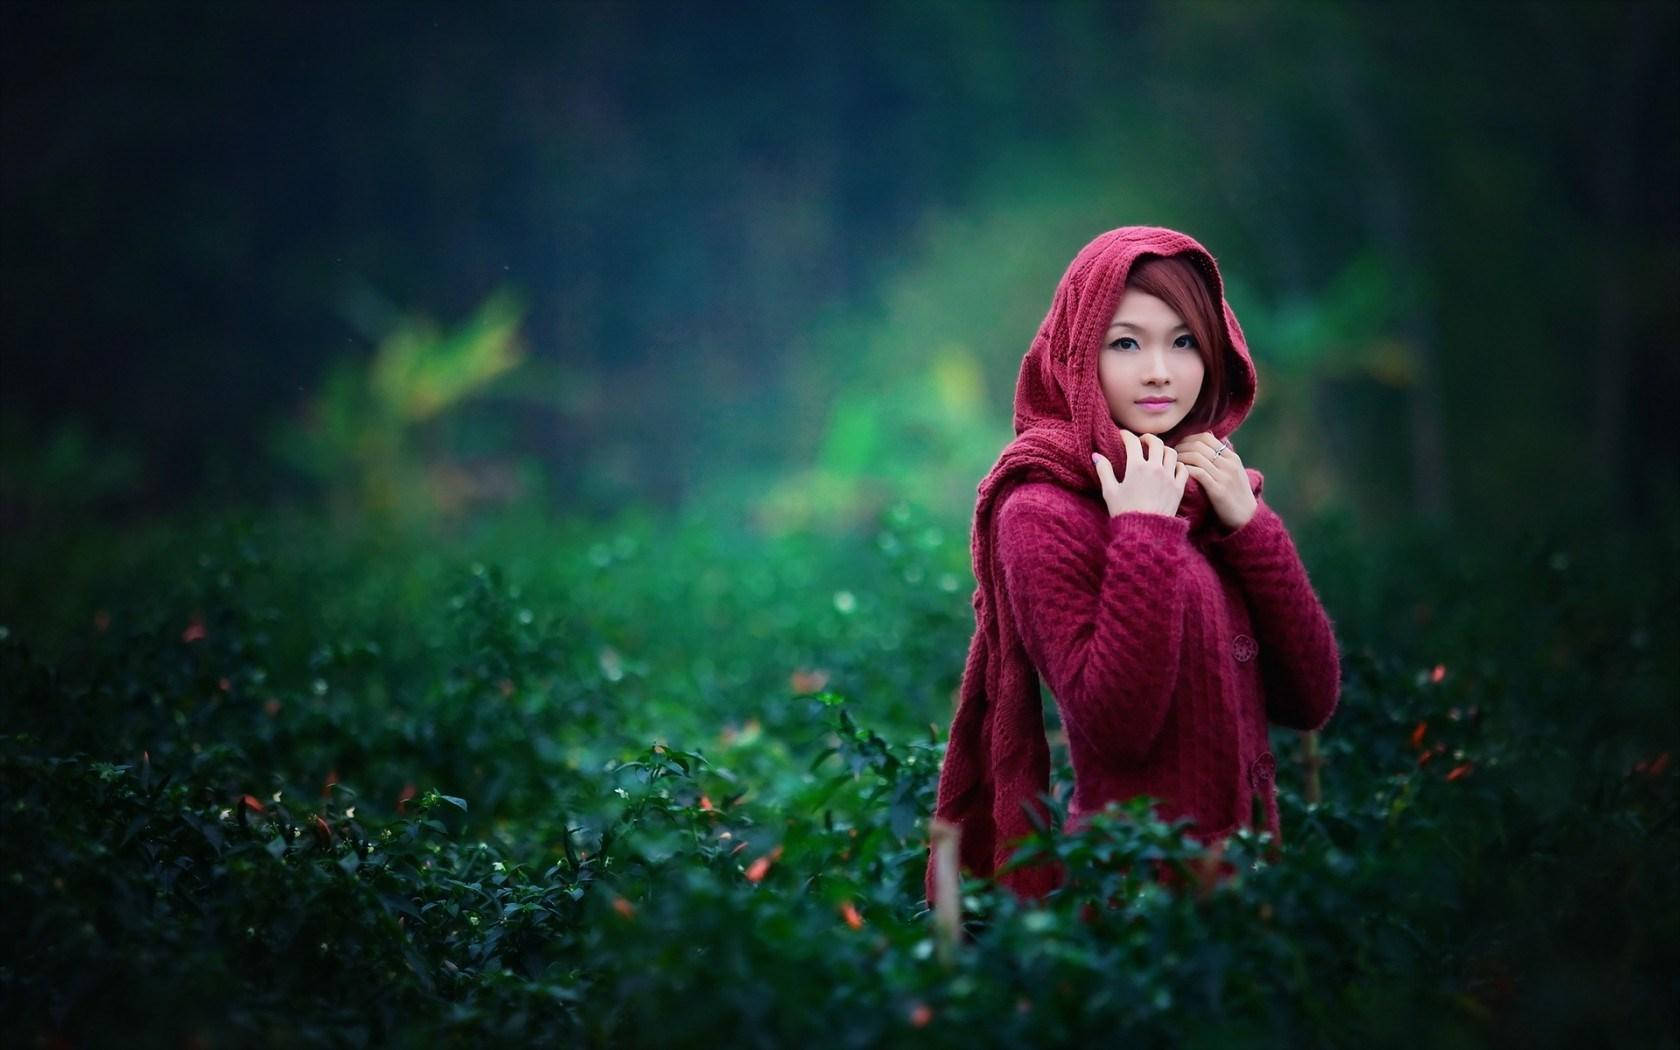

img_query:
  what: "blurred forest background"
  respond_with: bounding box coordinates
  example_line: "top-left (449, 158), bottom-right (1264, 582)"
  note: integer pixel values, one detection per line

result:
top-left (3, 0), bottom-right (1675, 545)
top-left (3, 4), bottom-right (1678, 1044)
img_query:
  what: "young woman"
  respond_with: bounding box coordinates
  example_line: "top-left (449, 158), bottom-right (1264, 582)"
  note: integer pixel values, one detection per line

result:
top-left (925, 226), bottom-right (1342, 904)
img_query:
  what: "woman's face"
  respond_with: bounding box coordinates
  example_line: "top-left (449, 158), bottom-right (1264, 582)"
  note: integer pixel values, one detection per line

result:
top-left (1098, 287), bottom-right (1206, 436)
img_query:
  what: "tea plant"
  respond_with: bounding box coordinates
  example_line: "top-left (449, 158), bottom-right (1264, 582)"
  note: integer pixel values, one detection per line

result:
top-left (0, 501), bottom-right (1674, 1048)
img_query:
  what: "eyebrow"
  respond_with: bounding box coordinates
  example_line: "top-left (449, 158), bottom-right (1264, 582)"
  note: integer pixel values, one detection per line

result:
top-left (1108, 320), bottom-right (1191, 332)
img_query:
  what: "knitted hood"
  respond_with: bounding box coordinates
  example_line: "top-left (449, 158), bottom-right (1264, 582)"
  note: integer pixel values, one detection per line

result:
top-left (926, 226), bottom-right (1261, 904)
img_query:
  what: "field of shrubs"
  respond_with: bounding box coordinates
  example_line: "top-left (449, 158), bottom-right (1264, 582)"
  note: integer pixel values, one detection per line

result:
top-left (2, 498), bottom-right (1675, 1048)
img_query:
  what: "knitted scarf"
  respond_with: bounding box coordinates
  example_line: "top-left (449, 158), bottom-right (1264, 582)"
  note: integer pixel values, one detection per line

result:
top-left (925, 226), bottom-right (1260, 904)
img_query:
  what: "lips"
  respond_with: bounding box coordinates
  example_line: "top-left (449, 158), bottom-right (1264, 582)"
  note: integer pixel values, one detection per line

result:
top-left (1135, 398), bottom-right (1175, 405)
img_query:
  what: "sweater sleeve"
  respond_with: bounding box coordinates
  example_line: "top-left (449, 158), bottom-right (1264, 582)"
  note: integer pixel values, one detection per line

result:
top-left (996, 492), bottom-right (1193, 765)
top-left (1205, 500), bottom-right (1341, 731)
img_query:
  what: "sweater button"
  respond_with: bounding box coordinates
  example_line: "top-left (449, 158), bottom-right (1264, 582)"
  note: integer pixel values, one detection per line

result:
top-left (1233, 634), bottom-right (1259, 663)
top-left (1248, 751), bottom-right (1276, 791)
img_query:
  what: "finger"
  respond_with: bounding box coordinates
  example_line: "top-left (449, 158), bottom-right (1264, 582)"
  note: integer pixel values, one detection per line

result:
top-left (1091, 451), bottom-right (1116, 484)
top-left (1173, 462), bottom-right (1188, 490)
top-left (1177, 450), bottom-right (1213, 471)
top-left (1162, 445), bottom-right (1178, 470)
top-left (1119, 430), bottom-right (1141, 461)
top-left (1139, 432), bottom-right (1162, 462)
top-left (1193, 446), bottom-right (1235, 471)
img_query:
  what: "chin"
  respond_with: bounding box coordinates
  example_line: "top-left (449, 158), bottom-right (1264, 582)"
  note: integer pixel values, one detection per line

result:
top-left (1119, 415), bottom-right (1184, 435)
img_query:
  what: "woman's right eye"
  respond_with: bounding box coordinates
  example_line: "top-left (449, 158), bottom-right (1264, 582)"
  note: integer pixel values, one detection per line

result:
top-left (1107, 337), bottom-right (1138, 350)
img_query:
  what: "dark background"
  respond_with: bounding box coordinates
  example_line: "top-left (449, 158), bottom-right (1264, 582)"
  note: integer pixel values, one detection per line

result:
top-left (3, 0), bottom-right (1677, 537)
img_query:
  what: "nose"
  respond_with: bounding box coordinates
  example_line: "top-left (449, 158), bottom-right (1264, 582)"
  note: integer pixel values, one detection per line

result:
top-left (1142, 346), bottom-right (1172, 384)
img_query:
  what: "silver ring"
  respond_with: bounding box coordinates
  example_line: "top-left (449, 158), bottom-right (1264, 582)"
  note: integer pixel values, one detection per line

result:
top-left (1214, 444), bottom-right (1227, 458)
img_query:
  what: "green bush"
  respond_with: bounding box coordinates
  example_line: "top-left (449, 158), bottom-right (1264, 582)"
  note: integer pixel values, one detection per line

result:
top-left (0, 501), bottom-right (1675, 1048)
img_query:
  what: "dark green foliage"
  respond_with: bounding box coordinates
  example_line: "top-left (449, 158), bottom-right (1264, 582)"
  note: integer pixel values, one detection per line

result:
top-left (0, 501), bottom-right (1675, 1048)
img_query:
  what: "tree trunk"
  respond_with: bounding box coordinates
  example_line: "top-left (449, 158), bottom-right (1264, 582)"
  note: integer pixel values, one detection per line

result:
top-left (1324, 42), bottom-right (1450, 526)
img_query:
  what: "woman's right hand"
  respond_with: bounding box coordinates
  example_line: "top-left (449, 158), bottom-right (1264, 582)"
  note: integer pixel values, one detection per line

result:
top-left (1092, 430), bottom-right (1188, 518)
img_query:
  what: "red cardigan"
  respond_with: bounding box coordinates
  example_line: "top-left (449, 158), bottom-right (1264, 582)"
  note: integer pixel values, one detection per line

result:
top-left (994, 482), bottom-right (1340, 849)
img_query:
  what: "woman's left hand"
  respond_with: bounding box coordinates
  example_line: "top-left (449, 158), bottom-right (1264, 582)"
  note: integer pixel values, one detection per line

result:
top-left (1173, 432), bottom-right (1258, 533)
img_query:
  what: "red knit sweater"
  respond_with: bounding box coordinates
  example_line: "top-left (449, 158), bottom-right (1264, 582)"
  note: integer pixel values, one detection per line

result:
top-left (996, 483), bottom-right (1340, 846)
top-left (925, 226), bottom-right (1342, 905)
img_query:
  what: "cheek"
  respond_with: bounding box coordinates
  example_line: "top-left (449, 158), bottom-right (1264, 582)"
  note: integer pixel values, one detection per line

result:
top-left (1097, 358), bottom-right (1119, 401)
top-left (1182, 359), bottom-right (1207, 393)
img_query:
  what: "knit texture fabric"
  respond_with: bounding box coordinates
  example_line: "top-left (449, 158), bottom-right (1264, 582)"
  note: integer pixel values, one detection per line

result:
top-left (925, 226), bottom-right (1342, 905)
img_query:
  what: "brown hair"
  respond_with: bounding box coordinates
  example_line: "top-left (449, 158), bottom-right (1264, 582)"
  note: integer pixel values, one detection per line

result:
top-left (1124, 254), bottom-right (1229, 439)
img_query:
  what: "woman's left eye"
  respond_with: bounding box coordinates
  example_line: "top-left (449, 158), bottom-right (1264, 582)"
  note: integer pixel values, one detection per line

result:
top-left (1173, 335), bottom-right (1198, 349)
